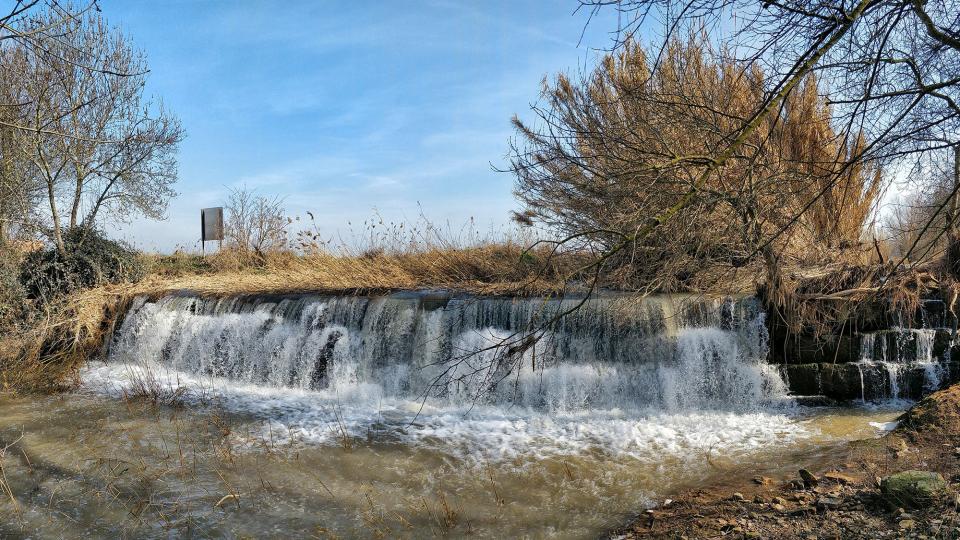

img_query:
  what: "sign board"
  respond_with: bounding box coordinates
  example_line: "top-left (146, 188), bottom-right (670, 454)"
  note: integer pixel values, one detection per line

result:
top-left (201, 207), bottom-right (224, 242)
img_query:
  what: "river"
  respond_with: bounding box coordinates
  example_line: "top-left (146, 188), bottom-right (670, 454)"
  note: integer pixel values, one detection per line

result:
top-left (0, 292), bottom-right (911, 538)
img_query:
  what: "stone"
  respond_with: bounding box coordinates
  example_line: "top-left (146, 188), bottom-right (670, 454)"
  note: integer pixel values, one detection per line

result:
top-left (881, 471), bottom-right (949, 509)
top-left (782, 364), bottom-right (822, 396)
top-left (799, 469), bottom-right (819, 488)
top-left (816, 497), bottom-right (843, 510)
top-left (824, 472), bottom-right (857, 485)
top-left (818, 363), bottom-right (877, 401)
top-left (899, 519), bottom-right (916, 530)
top-left (733, 492), bottom-right (745, 501)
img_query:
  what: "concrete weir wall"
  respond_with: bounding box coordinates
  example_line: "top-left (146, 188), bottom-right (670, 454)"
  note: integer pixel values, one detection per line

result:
top-left (771, 299), bottom-right (960, 401)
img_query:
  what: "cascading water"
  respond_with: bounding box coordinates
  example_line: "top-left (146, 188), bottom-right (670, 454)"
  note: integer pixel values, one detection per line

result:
top-left (82, 292), bottom-right (800, 459)
top-left (857, 325), bottom-right (948, 400)
top-left (100, 293), bottom-right (786, 413)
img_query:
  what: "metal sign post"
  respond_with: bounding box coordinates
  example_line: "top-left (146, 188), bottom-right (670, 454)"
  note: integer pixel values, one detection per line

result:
top-left (201, 207), bottom-right (224, 254)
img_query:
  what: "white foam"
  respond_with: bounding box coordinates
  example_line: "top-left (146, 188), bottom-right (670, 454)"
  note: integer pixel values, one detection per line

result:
top-left (90, 294), bottom-right (816, 464)
top-left (869, 420), bottom-right (900, 432)
top-left (81, 361), bottom-right (808, 463)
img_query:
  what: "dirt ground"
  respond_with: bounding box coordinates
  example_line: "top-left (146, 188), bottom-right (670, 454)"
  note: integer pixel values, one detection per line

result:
top-left (610, 385), bottom-right (960, 540)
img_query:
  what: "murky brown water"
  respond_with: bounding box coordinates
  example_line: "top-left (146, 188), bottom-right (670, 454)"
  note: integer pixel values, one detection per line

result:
top-left (0, 393), bottom-right (902, 539)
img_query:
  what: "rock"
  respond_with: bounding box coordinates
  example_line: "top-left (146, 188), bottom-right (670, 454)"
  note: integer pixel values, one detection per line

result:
top-left (888, 439), bottom-right (910, 459)
top-left (881, 471), bottom-right (949, 509)
top-left (899, 519), bottom-right (916, 530)
top-left (824, 472), bottom-right (857, 485)
top-left (816, 496), bottom-right (843, 510)
top-left (782, 364), bottom-right (821, 396)
top-left (733, 492), bottom-right (745, 501)
top-left (753, 495), bottom-right (765, 504)
top-left (752, 476), bottom-right (771, 485)
top-left (799, 469), bottom-right (819, 488)
top-left (771, 503), bottom-right (787, 512)
top-left (771, 497), bottom-right (787, 505)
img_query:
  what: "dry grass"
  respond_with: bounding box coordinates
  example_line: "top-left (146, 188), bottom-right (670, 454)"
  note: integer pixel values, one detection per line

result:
top-left (139, 242), bottom-right (577, 297)
top-left (0, 287), bottom-right (134, 393)
top-left (761, 258), bottom-right (947, 342)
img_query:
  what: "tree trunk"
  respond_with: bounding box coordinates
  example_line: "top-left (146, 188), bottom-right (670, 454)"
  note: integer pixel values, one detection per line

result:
top-left (948, 144), bottom-right (960, 278)
top-left (69, 178), bottom-right (82, 228)
top-left (46, 180), bottom-right (66, 256)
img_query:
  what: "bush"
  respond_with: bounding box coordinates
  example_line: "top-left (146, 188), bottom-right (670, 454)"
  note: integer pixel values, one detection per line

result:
top-left (0, 248), bottom-right (27, 326)
top-left (20, 227), bottom-right (145, 303)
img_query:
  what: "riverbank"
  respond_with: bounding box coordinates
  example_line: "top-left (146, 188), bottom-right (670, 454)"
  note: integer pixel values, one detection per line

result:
top-left (612, 383), bottom-right (960, 539)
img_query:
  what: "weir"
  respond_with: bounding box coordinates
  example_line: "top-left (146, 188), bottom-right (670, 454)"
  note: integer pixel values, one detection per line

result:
top-left (105, 291), bottom-right (959, 407)
top-left (106, 292), bottom-right (787, 412)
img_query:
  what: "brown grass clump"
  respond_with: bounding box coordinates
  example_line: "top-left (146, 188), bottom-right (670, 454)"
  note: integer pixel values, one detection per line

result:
top-left (0, 287), bottom-right (134, 393)
top-left (761, 259), bottom-right (946, 344)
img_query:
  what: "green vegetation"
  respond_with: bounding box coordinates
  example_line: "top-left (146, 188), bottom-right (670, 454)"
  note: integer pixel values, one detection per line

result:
top-left (0, 246), bottom-right (26, 326)
top-left (20, 228), bottom-right (145, 305)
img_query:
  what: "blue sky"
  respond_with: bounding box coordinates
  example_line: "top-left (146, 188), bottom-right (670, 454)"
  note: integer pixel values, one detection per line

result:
top-left (95, 0), bottom-right (623, 252)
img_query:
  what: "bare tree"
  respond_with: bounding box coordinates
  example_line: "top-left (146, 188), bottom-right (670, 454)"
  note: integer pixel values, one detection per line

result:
top-left (435, 1), bottom-right (960, 401)
top-left (224, 187), bottom-right (289, 263)
top-left (2, 4), bottom-right (183, 254)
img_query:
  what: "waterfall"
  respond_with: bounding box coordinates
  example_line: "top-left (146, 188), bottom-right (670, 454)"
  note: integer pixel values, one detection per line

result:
top-left (857, 326), bottom-right (946, 399)
top-left (104, 293), bottom-right (787, 412)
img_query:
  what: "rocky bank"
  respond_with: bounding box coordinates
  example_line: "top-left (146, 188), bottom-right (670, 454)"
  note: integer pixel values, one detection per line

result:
top-left (612, 383), bottom-right (960, 539)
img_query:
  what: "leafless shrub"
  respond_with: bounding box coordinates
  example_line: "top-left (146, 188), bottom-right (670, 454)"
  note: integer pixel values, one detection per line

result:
top-left (223, 187), bottom-right (289, 266)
